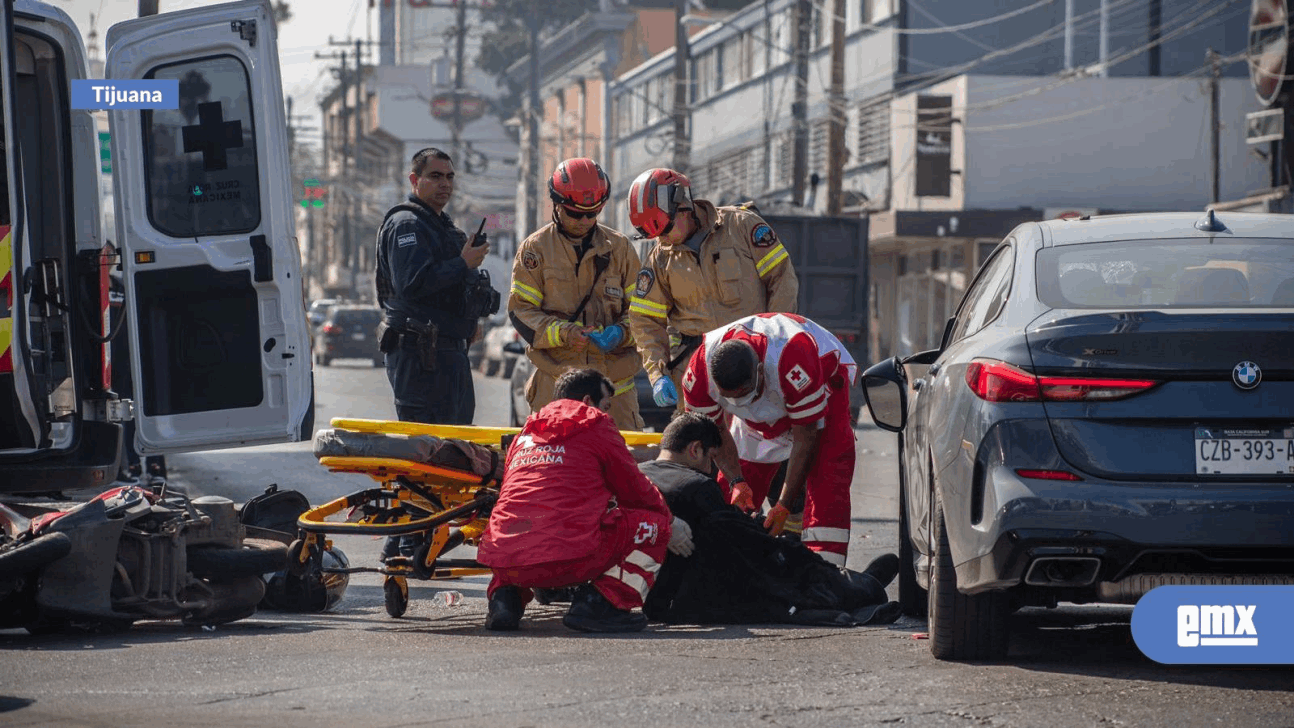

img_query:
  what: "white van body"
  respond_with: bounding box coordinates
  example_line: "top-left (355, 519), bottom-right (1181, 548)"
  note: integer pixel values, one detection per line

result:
top-left (0, 0), bottom-right (312, 493)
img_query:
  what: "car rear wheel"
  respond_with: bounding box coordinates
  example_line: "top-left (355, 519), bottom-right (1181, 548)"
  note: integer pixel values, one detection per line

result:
top-left (928, 490), bottom-right (1009, 660)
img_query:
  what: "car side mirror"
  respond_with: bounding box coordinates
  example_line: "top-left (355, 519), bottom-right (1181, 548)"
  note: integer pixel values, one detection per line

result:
top-left (861, 356), bottom-right (908, 433)
top-left (503, 341), bottom-right (526, 355)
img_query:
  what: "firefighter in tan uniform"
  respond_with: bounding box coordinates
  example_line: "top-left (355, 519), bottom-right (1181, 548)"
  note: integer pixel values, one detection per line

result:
top-left (625, 168), bottom-right (798, 409)
top-left (508, 158), bottom-right (644, 430)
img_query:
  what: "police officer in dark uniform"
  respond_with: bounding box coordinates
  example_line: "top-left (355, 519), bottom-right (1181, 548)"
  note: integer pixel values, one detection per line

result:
top-left (375, 147), bottom-right (498, 425)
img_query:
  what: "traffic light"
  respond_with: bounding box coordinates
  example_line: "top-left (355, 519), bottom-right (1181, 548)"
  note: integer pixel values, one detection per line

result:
top-left (301, 178), bottom-right (327, 209)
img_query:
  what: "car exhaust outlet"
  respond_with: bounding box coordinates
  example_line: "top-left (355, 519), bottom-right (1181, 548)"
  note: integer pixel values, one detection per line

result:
top-left (1024, 556), bottom-right (1101, 587)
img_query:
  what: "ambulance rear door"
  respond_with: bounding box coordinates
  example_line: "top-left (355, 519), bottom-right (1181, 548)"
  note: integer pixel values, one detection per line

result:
top-left (106, 0), bottom-right (313, 454)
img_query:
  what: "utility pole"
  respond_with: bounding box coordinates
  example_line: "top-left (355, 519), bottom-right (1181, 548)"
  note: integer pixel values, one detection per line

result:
top-left (826, 0), bottom-right (845, 215)
top-left (762, 0), bottom-right (773, 193)
top-left (791, 0), bottom-right (811, 206)
top-left (452, 0), bottom-right (468, 172)
top-left (671, 0), bottom-right (690, 173)
top-left (1208, 48), bottom-right (1221, 204)
top-left (526, 2), bottom-right (541, 234)
top-left (315, 48), bottom-right (350, 298)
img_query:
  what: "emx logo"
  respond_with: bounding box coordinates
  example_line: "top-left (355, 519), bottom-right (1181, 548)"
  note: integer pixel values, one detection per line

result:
top-left (1177, 605), bottom-right (1257, 647)
top-left (1132, 586), bottom-right (1293, 664)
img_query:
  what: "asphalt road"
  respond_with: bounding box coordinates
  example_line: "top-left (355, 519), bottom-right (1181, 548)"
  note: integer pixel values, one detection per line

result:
top-left (1, 357), bottom-right (1290, 727)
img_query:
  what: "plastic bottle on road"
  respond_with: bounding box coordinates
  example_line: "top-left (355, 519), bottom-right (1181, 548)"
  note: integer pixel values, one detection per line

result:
top-left (435, 590), bottom-right (464, 607)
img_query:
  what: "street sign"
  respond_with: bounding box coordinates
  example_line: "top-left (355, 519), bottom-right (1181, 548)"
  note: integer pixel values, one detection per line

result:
top-left (430, 90), bottom-right (487, 124)
top-left (98, 131), bottom-right (111, 174)
top-left (1250, 0), bottom-right (1292, 106)
top-left (1247, 108), bottom-right (1285, 144)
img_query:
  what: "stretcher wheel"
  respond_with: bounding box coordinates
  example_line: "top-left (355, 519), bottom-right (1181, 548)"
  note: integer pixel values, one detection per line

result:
top-left (285, 539), bottom-right (313, 577)
top-left (384, 575), bottom-right (409, 618)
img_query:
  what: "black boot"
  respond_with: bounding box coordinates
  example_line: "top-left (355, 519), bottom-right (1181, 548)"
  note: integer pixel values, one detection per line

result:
top-left (485, 586), bottom-right (524, 631)
top-left (561, 584), bottom-right (647, 633)
top-left (533, 586), bottom-right (576, 605)
top-left (861, 553), bottom-right (900, 588)
top-left (839, 554), bottom-right (900, 611)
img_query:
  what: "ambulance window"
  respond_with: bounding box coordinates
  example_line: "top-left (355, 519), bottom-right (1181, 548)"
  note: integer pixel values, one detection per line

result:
top-left (142, 55), bottom-right (260, 238)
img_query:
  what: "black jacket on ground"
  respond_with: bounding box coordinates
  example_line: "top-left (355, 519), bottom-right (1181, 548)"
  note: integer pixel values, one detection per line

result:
top-left (639, 460), bottom-right (882, 626)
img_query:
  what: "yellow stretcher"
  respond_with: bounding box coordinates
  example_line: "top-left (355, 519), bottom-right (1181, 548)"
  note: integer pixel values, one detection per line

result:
top-left (295, 418), bottom-right (662, 618)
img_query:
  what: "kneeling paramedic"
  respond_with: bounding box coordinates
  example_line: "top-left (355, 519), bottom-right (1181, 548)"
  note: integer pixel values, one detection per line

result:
top-left (477, 368), bottom-right (676, 633)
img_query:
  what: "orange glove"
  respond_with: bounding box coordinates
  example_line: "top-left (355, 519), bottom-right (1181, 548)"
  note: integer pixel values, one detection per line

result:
top-left (728, 479), bottom-right (754, 512)
top-left (763, 503), bottom-right (791, 536)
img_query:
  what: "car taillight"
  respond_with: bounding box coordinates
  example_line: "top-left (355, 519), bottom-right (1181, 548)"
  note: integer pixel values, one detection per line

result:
top-left (323, 324), bottom-right (341, 334)
top-left (965, 359), bottom-right (1157, 402)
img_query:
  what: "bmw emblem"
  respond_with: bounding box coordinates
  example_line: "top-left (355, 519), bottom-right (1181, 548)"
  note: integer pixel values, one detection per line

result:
top-left (1232, 361), bottom-right (1262, 390)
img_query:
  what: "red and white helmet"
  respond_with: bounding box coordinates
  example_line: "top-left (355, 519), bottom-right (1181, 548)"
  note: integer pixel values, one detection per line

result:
top-left (627, 168), bottom-right (692, 238)
top-left (548, 158), bottom-right (610, 213)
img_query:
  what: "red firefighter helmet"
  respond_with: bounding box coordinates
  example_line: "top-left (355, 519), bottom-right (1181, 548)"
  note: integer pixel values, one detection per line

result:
top-left (627, 168), bottom-right (692, 239)
top-left (548, 158), bottom-right (610, 212)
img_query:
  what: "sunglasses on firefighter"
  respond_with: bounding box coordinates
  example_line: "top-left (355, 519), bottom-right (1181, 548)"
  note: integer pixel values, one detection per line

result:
top-left (561, 206), bottom-right (599, 220)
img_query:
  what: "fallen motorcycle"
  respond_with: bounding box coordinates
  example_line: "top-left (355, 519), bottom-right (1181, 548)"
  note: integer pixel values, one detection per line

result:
top-left (0, 485), bottom-right (287, 633)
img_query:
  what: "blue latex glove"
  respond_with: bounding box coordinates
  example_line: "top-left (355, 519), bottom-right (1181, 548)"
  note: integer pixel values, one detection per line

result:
top-left (652, 376), bottom-right (678, 407)
top-left (587, 324), bottom-right (624, 353)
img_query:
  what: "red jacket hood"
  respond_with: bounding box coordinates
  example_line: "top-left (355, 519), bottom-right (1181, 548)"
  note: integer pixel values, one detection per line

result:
top-left (528, 399), bottom-right (611, 441)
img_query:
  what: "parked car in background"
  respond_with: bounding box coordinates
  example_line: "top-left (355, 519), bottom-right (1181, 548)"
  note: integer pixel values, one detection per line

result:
top-left (482, 322), bottom-right (523, 378)
top-left (308, 298), bottom-right (342, 330)
top-left (315, 305), bottom-right (384, 367)
top-left (507, 342), bottom-right (673, 430)
top-left (861, 210), bottom-right (1294, 662)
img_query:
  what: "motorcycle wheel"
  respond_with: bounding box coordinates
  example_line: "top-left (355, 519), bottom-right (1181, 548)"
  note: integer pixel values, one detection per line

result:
top-left (0, 532), bottom-right (73, 580)
top-left (187, 538), bottom-right (288, 580)
top-left (182, 575), bottom-right (266, 627)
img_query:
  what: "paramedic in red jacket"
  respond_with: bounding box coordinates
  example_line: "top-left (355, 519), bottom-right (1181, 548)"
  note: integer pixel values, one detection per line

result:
top-left (478, 368), bottom-right (676, 633)
top-left (681, 313), bottom-right (858, 567)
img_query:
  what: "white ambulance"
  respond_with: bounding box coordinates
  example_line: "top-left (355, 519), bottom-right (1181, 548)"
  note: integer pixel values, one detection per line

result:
top-left (0, 0), bottom-right (312, 493)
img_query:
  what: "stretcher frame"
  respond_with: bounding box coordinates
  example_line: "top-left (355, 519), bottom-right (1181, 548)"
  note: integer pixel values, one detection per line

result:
top-left (295, 418), bottom-right (661, 617)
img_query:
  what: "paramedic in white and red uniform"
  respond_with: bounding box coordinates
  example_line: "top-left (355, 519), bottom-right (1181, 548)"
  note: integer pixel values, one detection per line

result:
top-left (681, 313), bottom-right (858, 567)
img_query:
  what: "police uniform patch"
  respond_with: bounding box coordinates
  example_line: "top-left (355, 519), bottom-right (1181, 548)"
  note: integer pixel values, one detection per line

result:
top-left (397, 233), bottom-right (417, 248)
top-left (635, 268), bottom-right (655, 297)
top-left (751, 223), bottom-right (777, 248)
top-left (522, 250), bottom-right (540, 270)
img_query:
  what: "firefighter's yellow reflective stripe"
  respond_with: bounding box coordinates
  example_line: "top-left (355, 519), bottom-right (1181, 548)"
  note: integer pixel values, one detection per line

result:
top-left (510, 280), bottom-right (542, 306)
top-left (546, 321), bottom-right (564, 347)
top-left (756, 244), bottom-right (789, 277)
top-left (629, 296), bottom-right (668, 319)
top-left (613, 376), bottom-right (635, 396)
top-left (622, 326), bottom-right (635, 347)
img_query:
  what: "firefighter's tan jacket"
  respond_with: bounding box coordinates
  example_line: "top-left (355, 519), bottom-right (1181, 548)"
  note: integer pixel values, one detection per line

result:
top-left (627, 200), bottom-right (798, 383)
top-left (508, 222), bottom-right (643, 418)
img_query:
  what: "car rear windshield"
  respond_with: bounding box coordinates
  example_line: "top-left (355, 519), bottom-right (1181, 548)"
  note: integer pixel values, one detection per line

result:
top-left (1037, 239), bottom-right (1294, 309)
